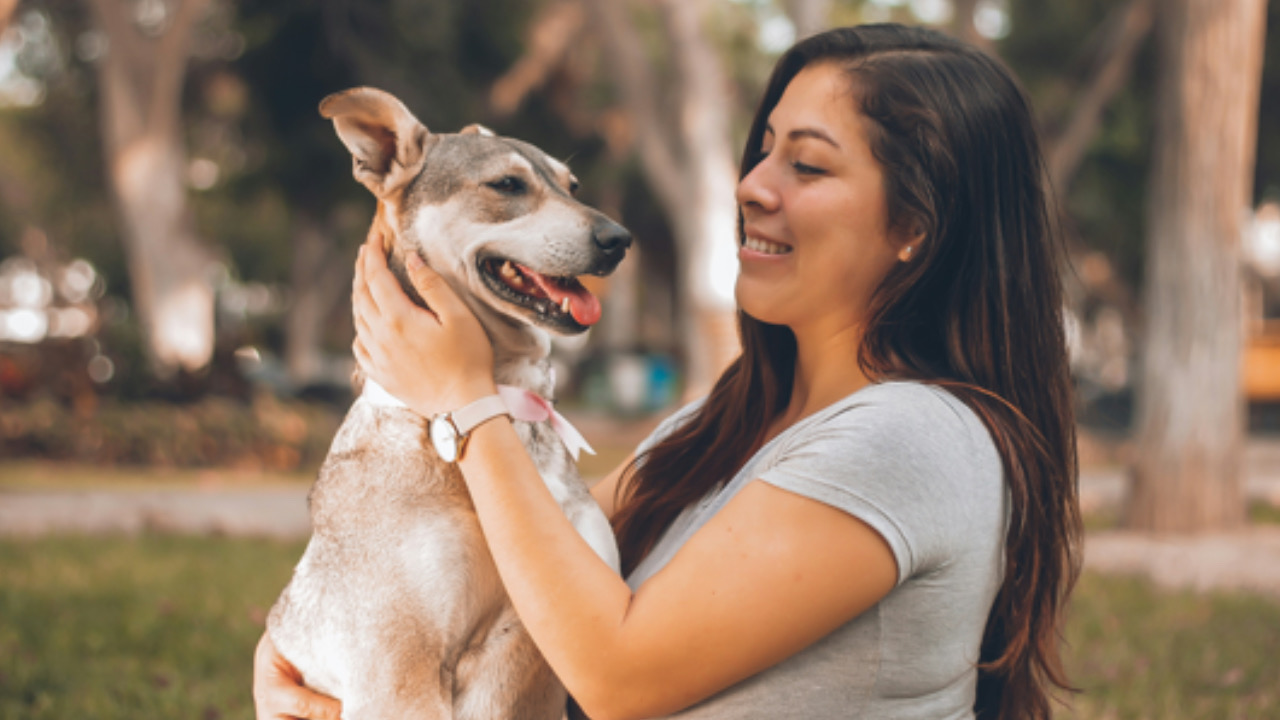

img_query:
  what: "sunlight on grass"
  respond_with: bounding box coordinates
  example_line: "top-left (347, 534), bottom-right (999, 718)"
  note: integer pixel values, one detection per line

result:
top-left (0, 536), bottom-right (303, 720)
top-left (2, 537), bottom-right (1279, 719)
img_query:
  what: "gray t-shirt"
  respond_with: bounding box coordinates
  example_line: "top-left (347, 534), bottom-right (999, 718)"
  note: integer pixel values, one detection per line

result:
top-left (626, 381), bottom-right (1007, 719)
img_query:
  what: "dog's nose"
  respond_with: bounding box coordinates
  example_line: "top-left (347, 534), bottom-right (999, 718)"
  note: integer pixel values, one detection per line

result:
top-left (593, 219), bottom-right (632, 254)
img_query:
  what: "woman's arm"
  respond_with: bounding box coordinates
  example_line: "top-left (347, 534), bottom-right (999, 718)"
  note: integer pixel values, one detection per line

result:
top-left (354, 240), bottom-right (898, 720)
top-left (459, 419), bottom-right (897, 720)
top-left (589, 453), bottom-right (635, 521)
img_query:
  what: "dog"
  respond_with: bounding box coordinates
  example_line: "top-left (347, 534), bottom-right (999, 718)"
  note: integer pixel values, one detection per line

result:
top-left (267, 87), bottom-right (628, 720)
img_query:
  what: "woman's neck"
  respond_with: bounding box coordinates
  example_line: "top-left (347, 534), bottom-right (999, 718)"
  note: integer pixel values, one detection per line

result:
top-left (782, 319), bottom-right (874, 426)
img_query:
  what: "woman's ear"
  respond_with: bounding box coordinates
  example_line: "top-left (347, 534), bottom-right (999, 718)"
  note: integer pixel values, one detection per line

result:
top-left (897, 225), bottom-right (926, 262)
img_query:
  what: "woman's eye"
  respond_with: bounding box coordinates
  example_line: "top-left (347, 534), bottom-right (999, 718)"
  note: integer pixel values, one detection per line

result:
top-left (792, 161), bottom-right (825, 176)
top-left (486, 176), bottom-right (527, 194)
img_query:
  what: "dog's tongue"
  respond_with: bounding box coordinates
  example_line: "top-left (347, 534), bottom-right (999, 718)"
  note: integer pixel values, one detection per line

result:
top-left (519, 265), bottom-right (602, 326)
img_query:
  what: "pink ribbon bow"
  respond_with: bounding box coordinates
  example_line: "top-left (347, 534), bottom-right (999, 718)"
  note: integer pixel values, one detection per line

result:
top-left (497, 385), bottom-right (595, 461)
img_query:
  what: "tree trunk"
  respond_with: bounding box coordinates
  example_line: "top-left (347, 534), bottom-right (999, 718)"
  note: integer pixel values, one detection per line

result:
top-left (85, 0), bottom-right (216, 377)
top-left (1126, 0), bottom-right (1267, 533)
top-left (950, 0), bottom-right (994, 52)
top-left (586, 0), bottom-right (740, 399)
top-left (781, 0), bottom-right (831, 40)
top-left (284, 213), bottom-right (352, 388)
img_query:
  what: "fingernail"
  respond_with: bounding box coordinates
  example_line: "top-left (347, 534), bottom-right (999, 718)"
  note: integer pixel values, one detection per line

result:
top-left (407, 253), bottom-right (425, 269)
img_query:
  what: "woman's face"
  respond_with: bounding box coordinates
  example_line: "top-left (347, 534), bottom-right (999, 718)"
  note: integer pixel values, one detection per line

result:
top-left (735, 62), bottom-right (909, 335)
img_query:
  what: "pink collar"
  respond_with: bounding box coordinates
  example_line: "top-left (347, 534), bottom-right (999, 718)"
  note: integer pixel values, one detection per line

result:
top-left (497, 385), bottom-right (594, 461)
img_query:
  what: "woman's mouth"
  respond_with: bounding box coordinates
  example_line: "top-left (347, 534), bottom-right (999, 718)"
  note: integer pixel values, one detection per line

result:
top-left (742, 236), bottom-right (793, 256)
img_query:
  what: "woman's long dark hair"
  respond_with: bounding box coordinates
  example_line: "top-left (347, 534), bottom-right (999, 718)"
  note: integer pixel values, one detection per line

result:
top-left (610, 24), bottom-right (1082, 720)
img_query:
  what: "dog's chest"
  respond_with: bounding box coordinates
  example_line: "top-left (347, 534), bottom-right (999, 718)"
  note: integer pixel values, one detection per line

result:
top-left (305, 396), bottom-right (590, 553)
top-left (307, 401), bottom-right (470, 533)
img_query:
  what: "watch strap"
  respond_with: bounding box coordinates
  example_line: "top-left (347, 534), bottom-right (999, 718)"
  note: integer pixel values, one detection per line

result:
top-left (451, 394), bottom-right (510, 437)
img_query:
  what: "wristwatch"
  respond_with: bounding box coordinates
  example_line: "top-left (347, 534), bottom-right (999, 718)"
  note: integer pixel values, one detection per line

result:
top-left (429, 395), bottom-right (510, 463)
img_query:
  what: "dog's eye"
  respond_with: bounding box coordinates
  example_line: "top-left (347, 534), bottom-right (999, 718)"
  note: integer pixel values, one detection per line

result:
top-left (568, 178), bottom-right (580, 195)
top-left (486, 176), bottom-right (527, 195)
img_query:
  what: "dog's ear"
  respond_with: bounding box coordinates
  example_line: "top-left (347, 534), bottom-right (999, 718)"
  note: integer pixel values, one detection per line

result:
top-left (459, 124), bottom-right (496, 137)
top-left (319, 88), bottom-right (432, 198)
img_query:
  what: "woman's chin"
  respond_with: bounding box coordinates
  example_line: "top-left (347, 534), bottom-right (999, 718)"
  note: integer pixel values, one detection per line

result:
top-left (735, 290), bottom-right (790, 327)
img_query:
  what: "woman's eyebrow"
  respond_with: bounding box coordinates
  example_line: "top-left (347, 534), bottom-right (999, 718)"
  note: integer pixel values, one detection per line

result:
top-left (763, 122), bottom-right (840, 149)
top-left (788, 127), bottom-right (840, 149)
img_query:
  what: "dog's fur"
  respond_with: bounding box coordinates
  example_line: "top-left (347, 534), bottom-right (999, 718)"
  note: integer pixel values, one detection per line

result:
top-left (267, 87), bottom-right (627, 720)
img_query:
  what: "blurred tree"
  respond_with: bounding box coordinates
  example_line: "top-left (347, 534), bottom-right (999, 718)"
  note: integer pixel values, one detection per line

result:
top-left (587, 0), bottom-right (741, 398)
top-left (1042, 0), bottom-right (1154, 200)
top-left (782, 0), bottom-right (832, 39)
top-left (950, 0), bottom-right (994, 52)
top-left (230, 0), bottom-right (367, 389)
top-left (83, 0), bottom-right (217, 377)
top-left (1256, 1), bottom-right (1280, 201)
top-left (229, 0), bottom-right (537, 389)
top-left (0, 0), bottom-right (16, 34)
top-left (1001, 0), bottom-right (1160, 289)
top-left (1126, 0), bottom-right (1268, 532)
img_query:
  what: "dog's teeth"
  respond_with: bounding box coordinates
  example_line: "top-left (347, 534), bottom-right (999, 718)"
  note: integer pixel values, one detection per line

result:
top-left (560, 297), bottom-right (570, 314)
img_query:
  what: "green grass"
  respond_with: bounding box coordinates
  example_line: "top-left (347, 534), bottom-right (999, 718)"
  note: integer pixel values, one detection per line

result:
top-left (1251, 501), bottom-right (1280, 526)
top-left (2, 537), bottom-right (1279, 719)
top-left (0, 536), bottom-right (303, 720)
top-left (1058, 573), bottom-right (1280, 719)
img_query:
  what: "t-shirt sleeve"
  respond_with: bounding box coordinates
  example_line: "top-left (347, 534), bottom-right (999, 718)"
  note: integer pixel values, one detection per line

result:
top-left (757, 385), bottom-right (1002, 585)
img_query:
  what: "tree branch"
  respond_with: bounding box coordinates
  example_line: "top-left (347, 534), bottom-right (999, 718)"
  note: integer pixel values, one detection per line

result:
top-left (319, 0), bottom-right (431, 116)
top-left (583, 0), bottom-right (686, 215)
top-left (151, 0), bottom-right (214, 134)
top-left (661, 0), bottom-right (729, 155)
top-left (83, 0), bottom-right (153, 81)
top-left (1046, 0), bottom-right (1155, 194)
top-left (490, 0), bottom-right (586, 116)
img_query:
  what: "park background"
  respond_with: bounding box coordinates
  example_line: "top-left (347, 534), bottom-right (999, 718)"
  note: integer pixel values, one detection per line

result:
top-left (1, 0), bottom-right (1280, 717)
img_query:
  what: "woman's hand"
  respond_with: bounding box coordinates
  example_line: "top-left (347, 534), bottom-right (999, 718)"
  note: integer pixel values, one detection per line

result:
top-left (351, 232), bottom-right (497, 417)
top-left (253, 632), bottom-right (342, 720)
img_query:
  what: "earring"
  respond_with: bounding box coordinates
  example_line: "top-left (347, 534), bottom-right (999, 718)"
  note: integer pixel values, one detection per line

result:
top-left (900, 245), bottom-right (914, 261)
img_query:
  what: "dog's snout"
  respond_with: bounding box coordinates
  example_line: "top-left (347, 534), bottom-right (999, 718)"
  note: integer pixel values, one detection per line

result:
top-left (593, 219), bottom-right (632, 255)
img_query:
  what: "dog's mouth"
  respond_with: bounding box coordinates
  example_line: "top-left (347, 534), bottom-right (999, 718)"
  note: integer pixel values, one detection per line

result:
top-left (478, 257), bottom-right (602, 332)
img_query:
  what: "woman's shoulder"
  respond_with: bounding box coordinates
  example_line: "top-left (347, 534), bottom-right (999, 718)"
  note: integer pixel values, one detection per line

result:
top-left (819, 380), bottom-right (990, 444)
top-left (760, 379), bottom-right (1006, 582)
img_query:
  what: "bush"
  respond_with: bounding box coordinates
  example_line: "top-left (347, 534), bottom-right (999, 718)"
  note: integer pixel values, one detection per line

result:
top-left (0, 393), bottom-right (342, 471)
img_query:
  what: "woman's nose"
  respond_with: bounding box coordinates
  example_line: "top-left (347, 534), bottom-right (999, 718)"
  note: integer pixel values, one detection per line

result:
top-left (736, 161), bottom-right (780, 214)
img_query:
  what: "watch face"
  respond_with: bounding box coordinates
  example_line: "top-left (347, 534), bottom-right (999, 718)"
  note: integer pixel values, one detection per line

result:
top-left (430, 415), bottom-right (459, 463)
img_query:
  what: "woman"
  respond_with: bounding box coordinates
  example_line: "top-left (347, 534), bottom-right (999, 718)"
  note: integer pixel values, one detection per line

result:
top-left (255, 23), bottom-right (1081, 720)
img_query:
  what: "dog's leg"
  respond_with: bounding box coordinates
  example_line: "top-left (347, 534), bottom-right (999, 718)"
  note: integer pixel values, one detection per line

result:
top-left (342, 690), bottom-right (453, 720)
top-left (451, 605), bottom-right (566, 720)
top-left (339, 637), bottom-right (455, 720)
